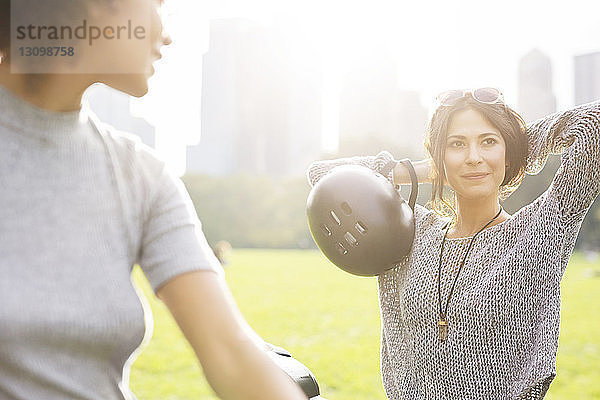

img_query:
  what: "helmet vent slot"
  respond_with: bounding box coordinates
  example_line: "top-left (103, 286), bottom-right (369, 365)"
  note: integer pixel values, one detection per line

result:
top-left (340, 202), bottom-right (352, 215)
top-left (344, 232), bottom-right (358, 247)
top-left (330, 210), bottom-right (341, 226)
top-left (336, 242), bottom-right (348, 255)
top-left (320, 224), bottom-right (332, 236)
top-left (355, 221), bottom-right (367, 235)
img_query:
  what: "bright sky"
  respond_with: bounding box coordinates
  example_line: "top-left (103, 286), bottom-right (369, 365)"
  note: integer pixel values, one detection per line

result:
top-left (131, 0), bottom-right (600, 174)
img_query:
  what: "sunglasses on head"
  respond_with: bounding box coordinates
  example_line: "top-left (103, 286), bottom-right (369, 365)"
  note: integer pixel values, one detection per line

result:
top-left (435, 87), bottom-right (504, 107)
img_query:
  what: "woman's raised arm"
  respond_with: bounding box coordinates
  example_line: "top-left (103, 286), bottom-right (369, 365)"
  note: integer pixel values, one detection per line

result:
top-left (525, 100), bottom-right (600, 218)
top-left (306, 150), bottom-right (431, 187)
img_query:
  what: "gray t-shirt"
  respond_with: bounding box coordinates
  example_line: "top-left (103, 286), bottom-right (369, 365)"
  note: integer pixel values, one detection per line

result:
top-left (0, 84), bottom-right (222, 400)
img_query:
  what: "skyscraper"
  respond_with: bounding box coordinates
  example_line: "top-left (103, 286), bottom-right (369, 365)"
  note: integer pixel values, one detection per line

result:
top-left (574, 51), bottom-right (600, 105)
top-left (338, 53), bottom-right (427, 158)
top-left (518, 49), bottom-right (556, 123)
top-left (186, 18), bottom-right (322, 177)
top-left (339, 54), bottom-right (400, 147)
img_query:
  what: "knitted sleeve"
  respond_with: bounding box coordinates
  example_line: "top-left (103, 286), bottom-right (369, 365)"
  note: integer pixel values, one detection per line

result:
top-left (306, 150), bottom-right (397, 187)
top-left (525, 100), bottom-right (600, 218)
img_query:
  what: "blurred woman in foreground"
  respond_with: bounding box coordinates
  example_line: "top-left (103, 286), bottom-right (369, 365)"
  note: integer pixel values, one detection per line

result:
top-left (0, 1), bottom-right (307, 399)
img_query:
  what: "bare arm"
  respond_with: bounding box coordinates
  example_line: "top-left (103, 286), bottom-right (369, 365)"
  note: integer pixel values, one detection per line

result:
top-left (156, 270), bottom-right (308, 400)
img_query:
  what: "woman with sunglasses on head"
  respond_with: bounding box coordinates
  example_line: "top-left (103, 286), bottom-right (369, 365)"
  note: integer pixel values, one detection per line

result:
top-left (307, 87), bottom-right (600, 399)
top-left (0, 1), bottom-right (309, 399)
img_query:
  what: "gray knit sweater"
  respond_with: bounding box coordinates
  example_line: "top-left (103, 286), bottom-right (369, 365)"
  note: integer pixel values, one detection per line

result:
top-left (307, 101), bottom-right (600, 399)
top-left (0, 84), bottom-right (222, 400)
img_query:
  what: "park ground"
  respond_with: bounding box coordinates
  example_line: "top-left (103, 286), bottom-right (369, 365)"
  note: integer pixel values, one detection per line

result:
top-left (130, 249), bottom-right (600, 399)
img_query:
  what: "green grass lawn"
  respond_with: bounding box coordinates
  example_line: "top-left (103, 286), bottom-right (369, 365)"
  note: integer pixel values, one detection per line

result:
top-left (130, 249), bottom-right (600, 399)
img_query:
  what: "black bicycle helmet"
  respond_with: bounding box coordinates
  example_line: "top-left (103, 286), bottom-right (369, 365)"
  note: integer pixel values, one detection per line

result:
top-left (306, 159), bottom-right (418, 276)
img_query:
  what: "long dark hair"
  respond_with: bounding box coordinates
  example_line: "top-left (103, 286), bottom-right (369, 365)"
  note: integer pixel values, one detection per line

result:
top-left (423, 95), bottom-right (528, 218)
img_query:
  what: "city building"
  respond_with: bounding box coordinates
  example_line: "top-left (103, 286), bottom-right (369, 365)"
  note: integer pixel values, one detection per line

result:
top-left (517, 49), bottom-right (556, 123)
top-left (574, 51), bottom-right (600, 105)
top-left (338, 54), bottom-right (427, 157)
top-left (186, 18), bottom-right (322, 177)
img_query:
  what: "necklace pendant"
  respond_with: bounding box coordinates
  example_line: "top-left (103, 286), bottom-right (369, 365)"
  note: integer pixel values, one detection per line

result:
top-left (438, 318), bottom-right (448, 341)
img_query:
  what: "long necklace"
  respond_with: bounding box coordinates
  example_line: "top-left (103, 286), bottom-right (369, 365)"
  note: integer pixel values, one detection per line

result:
top-left (436, 206), bottom-right (503, 341)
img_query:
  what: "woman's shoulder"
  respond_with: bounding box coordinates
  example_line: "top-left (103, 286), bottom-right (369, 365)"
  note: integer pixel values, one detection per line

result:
top-left (89, 111), bottom-right (167, 177)
top-left (414, 203), bottom-right (449, 233)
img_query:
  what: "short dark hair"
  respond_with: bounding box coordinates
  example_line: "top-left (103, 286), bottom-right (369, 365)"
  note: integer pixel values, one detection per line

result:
top-left (0, 0), bottom-right (9, 62)
top-left (423, 95), bottom-right (528, 217)
top-left (0, 1), bottom-right (95, 64)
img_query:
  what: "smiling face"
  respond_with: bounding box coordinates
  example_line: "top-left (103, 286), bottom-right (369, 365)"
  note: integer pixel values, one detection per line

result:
top-left (443, 107), bottom-right (507, 202)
